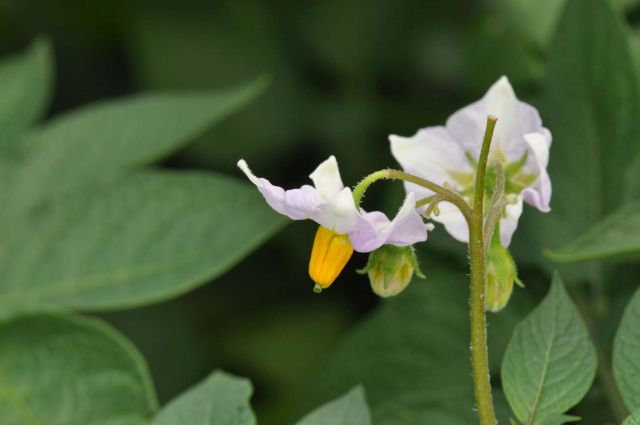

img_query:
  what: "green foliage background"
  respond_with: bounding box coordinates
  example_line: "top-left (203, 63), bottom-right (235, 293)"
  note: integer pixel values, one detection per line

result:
top-left (1, 0), bottom-right (640, 424)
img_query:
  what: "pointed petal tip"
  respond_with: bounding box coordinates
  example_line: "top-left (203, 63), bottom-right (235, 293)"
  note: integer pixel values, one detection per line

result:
top-left (487, 75), bottom-right (516, 99)
top-left (236, 159), bottom-right (260, 186)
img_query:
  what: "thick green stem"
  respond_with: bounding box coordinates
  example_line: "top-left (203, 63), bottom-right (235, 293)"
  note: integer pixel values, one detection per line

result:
top-left (469, 116), bottom-right (498, 425)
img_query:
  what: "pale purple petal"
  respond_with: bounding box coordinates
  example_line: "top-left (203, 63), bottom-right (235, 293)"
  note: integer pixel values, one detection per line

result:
top-left (238, 159), bottom-right (322, 220)
top-left (348, 211), bottom-right (389, 253)
top-left (309, 155), bottom-right (345, 200)
top-left (349, 193), bottom-right (429, 252)
top-left (383, 194), bottom-right (430, 246)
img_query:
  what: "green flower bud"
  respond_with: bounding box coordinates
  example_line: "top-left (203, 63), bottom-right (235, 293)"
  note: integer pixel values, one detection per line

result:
top-left (485, 238), bottom-right (522, 312)
top-left (357, 245), bottom-right (425, 297)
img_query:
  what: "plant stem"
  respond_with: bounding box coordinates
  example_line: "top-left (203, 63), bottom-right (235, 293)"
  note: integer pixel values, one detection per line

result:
top-left (387, 170), bottom-right (473, 223)
top-left (352, 169), bottom-right (472, 223)
top-left (468, 116), bottom-right (498, 425)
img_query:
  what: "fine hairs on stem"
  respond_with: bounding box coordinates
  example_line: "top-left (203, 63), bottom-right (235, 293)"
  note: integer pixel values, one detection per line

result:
top-left (351, 116), bottom-right (499, 425)
top-left (468, 115), bottom-right (498, 425)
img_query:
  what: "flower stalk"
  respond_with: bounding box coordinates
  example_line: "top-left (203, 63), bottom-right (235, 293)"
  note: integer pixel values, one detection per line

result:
top-left (352, 169), bottom-right (472, 223)
top-left (353, 116), bottom-right (500, 425)
top-left (469, 115), bottom-right (498, 425)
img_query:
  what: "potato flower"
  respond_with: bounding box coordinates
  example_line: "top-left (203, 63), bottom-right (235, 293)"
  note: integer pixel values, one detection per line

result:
top-left (390, 76), bottom-right (551, 247)
top-left (238, 156), bottom-right (429, 290)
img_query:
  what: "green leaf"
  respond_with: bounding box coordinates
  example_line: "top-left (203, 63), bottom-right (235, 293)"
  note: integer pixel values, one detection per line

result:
top-left (523, 0), bottom-right (640, 266)
top-left (0, 38), bottom-right (53, 145)
top-left (152, 371), bottom-right (255, 425)
top-left (535, 414), bottom-right (580, 425)
top-left (495, 0), bottom-right (637, 50)
top-left (295, 387), bottom-right (370, 425)
top-left (501, 273), bottom-right (597, 424)
top-left (306, 259), bottom-right (520, 424)
top-left (0, 171), bottom-right (284, 317)
top-left (1, 77), bottom-right (267, 223)
top-left (613, 286), bottom-right (640, 411)
top-left (545, 201), bottom-right (640, 262)
top-left (623, 410), bottom-right (640, 425)
top-left (0, 312), bottom-right (157, 425)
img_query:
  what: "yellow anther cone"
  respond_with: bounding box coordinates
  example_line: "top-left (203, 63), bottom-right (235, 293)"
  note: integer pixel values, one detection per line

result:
top-left (308, 226), bottom-right (354, 289)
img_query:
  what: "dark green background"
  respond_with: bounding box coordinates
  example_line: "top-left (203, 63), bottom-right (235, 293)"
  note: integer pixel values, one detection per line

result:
top-left (2, 1), bottom-right (640, 423)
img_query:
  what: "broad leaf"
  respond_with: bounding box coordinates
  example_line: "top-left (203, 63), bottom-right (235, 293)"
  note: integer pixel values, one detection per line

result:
top-left (502, 273), bottom-right (597, 424)
top-left (613, 286), bottom-right (640, 411)
top-left (496, 0), bottom-right (638, 50)
top-left (0, 38), bottom-right (53, 146)
top-left (545, 201), bottom-right (640, 262)
top-left (0, 171), bottom-right (284, 317)
top-left (521, 0), bottom-right (640, 268)
top-left (0, 313), bottom-right (157, 425)
top-left (295, 387), bottom-right (370, 425)
top-left (152, 371), bottom-right (255, 425)
top-left (0, 77), bottom-right (267, 223)
top-left (623, 410), bottom-right (640, 425)
top-left (535, 414), bottom-right (580, 425)
top-left (306, 259), bottom-right (521, 424)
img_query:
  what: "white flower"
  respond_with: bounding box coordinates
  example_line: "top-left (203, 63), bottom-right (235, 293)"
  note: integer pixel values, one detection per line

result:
top-left (390, 76), bottom-right (551, 247)
top-left (237, 156), bottom-right (429, 253)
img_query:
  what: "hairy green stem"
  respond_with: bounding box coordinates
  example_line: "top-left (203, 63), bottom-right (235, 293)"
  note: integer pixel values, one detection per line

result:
top-left (352, 117), bottom-right (498, 425)
top-left (352, 169), bottom-right (472, 223)
top-left (387, 170), bottom-right (473, 223)
top-left (469, 116), bottom-right (498, 425)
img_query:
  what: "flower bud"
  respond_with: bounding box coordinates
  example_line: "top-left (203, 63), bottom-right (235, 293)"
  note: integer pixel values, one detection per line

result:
top-left (485, 240), bottom-right (521, 312)
top-left (358, 245), bottom-right (424, 297)
top-left (308, 226), bottom-right (354, 291)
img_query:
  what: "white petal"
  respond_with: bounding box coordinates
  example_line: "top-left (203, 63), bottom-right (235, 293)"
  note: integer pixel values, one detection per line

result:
top-left (314, 187), bottom-right (359, 234)
top-left (446, 76), bottom-right (546, 163)
top-left (499, 196), bottom-right (524, 247)
top-left (309, 155), bottom-right (344, 200)
top-left (431, 201), bottom-right (470, 243)
top-left (521, 132), bottom-right (552, 212)
top-left (390, 127), bottom-right (472, 198)
top-left (524, 131), bottom-right (551, 167)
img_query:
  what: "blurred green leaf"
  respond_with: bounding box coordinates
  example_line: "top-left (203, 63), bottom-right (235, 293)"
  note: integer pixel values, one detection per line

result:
top-left (496, 0), bottom-right (637, 50)
top-left (128, 8), bottom-right (304, 170)
top-left (306, 259), bottom-right (519, 424)
top-left (534, 414), bottom-right (580, 425)
top-left (152, 371), bottom-right (255, 425)
top-left (524, 0), bottom-right (640, 270)
top-left (0, 171), bottom-right (284, 317)
top-left (0, 78), bottom-right (267, 223)
top-left (295, 387), bottom-right (370, 425)
top-left (0, 38), bottom-right (53, 146)
top-left (623, 410), bottom-right (640, 425)
top-left (502, 273), bottom-right (597, 424)
top-left (545, 202), bottom-right (640, 262)
top-left (0, 312), bottom-right (157, 425)
top-left (613, 286), bottom-right (640, 411)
